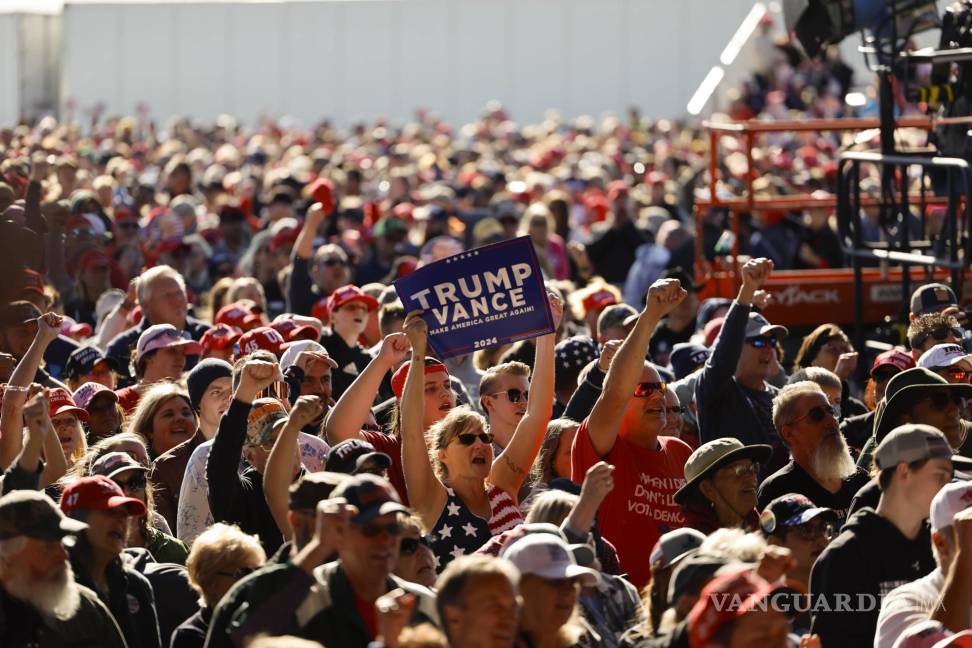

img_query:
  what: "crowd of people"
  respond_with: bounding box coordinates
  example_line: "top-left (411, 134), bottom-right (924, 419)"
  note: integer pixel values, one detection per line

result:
top-left (0, 28), bottom-right (969, 646)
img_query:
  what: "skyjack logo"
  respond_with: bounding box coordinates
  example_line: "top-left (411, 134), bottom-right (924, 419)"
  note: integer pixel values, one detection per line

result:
top-left (771, 286), bottom-right (840, 307)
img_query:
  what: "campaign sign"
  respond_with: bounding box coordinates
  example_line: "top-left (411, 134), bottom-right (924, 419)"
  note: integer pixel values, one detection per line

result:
top-left (394, 236), bottom-right (554, 359)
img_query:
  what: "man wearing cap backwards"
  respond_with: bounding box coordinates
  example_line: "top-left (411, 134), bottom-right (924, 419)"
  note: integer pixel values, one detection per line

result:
top-left (570, 277), bottom-right (694, 590)
top-left (910, 282), bottom-right (965, 323)
top-left (106, 264), bottom-right (211, 387)
top-left (758, 381), bottom-right (869, 520)
top-left (149, 358), bottom-right (233, 530)
top-left (0, 490), bottom-right (127, 647)
top-left (116, 322), bottom-right (203, 413)
top-left (320, 284), bottom-right (379, 402)
top-left (60, 475), bottom-right (162, 648)
top-left (207, 354), bottom-right (326, 556)
top-left (207, 475), bottom-right (436, 648)
top-left (876, 480), bottom-right (972, 648)
top-left (694, 258), bottom-right (790, 473)
top-left (63, 343), bottom-right (115, 390)
top-left (810, 424), bottom-right (954, 648)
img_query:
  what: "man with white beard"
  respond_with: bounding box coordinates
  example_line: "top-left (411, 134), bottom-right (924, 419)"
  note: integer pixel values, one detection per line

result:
top-left (0, 489), bottom-right (126, 647)
top-left (757, 381), bottom-right (870, 522)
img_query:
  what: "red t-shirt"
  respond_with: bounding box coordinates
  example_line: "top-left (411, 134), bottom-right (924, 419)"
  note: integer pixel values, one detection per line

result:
top-left (571, 417), bottom-right (692, 589)
top-left (361, 429), bottom-right (408, 506)
top-left (353, 592), bottom-right (378, 639)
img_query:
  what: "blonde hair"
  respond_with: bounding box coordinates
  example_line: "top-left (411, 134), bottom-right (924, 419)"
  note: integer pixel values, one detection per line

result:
top-left (187, 523), bottom-right (266, 607)
top-left (479, 361), bottom-right (531, 410)
top-left (126, 382), bottom-right (195, 457)
top-left (427, 405), bottom-right (488, 480)
top-left (525, 490), bottom-right (578, 526)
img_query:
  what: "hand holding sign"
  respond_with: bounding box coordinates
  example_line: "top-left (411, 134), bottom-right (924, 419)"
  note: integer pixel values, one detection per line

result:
top-left (644, 279), bottom-right (687, 319)
top-left (547, 291), bottom-right (564, 330)
top-left (403, 311), bottom-right (428, 355)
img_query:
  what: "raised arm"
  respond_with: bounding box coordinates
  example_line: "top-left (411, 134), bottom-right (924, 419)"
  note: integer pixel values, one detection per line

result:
top-left (264, 395), bottom-right (324, 539)
top-left (400, 312), bottom-right (447, 527)
top-left (0, 313), bottom-right (62, 469)
top-left (931, 509), bottom-right (972, 632)
top-left (324, 332), bottom-right (409, 444)
top-left (563, 461), bottom-right (615, 538)
top-left (491, 294), bottom-right (562, 496)
top-left (586, 279), bottom-right (687, 456)
top-left (287, 202), bottom-right (326, 315)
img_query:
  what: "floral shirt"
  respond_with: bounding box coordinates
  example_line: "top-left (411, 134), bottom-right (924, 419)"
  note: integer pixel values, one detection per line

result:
top-left (176, 434), bottom-right (329, 545)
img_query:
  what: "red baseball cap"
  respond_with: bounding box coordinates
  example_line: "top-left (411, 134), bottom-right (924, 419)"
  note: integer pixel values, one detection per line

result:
top-left (270, 318), bottom-right (319, 343)
top-left (59, 475), bottom-right (146, 517)
top-left (215, 301), bottom-right (263, 332)
top-left (21, 269), bottom-right (45, 296)
top-left (581, 289), bottom-right (617, 315)
top-left (688, 569), bottom-right (786, 648)
top-left (871, 348), bottom-right (916, 377)
top-left (704, 317), bottom-right (725, 347)
top-left (236, 326), bottom-right (287, 357)
top-left (200, 323), bottom-right (242, 351)
top-left (48, 387), bottom-right (89, 422)
top-left (327, 285), bottom-right (379, 314)
top-left (269, 225), bottom-right (301, 253)
top-left (312, 298), bottom-right (330, 324)
top-left (390, 358), bottom-right (449, 399)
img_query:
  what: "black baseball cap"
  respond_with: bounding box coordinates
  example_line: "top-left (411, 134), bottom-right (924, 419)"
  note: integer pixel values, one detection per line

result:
top-left (0, 301), bottom-right (40, 328)
top-left (758, 493), bottom-right (837, 536)
top-left (324, 439), bottom-right (392, 475)
top-left (332, 474), bottom-right (407, 524)
top-left (64, 345), bottom-right (112, 380)
top-left (911, 283), bottom-right (958, 316)
top-left (0, 490), bottom-right (87, 541)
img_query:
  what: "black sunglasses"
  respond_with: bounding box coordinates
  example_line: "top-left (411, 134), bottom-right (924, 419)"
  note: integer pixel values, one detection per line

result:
top-left (113, 474), bottom-right (146, 491)
top-left (666, 405), bottom-right (687, 415)
top-left (747, 336), bottom-right (778, 348)
top-left (360, 521), bottom-right (404, 538)
top-left (455, 432), bottom-right (494, 446)
top-left (400, 535), bottom-right (432, 556)
top-left (319, 258), bottom-right (348, 268)
top-left (790, 521), bottom-right (836, 542)
top-left (788, 404), bottom-right (839, 425)
top-left (489, 388), bottom-right (528, 403)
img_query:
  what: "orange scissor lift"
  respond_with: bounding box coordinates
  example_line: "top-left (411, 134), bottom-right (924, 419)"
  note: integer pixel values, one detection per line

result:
top-left (694, 116), bottom-right (972, 336)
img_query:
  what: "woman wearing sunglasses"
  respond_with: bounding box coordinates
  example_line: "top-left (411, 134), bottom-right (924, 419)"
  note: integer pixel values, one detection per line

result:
top-left (400, 296), bottom-right (560, 571)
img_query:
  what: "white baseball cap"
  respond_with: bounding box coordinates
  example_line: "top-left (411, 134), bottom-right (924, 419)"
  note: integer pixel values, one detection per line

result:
top-left (279, 340), bottom-right (336, 372)
top-left (500, 533), bottom-right (599, 587)
top-left (918, 344), bottom-right (972, 371)
top-left (930, 481), bottom-right (972, 532)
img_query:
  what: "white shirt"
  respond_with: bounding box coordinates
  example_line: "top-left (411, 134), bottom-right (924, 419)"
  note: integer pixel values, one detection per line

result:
top-left (875, 569), bottom-right (972, 648)
top-left (175, 433), bottom-right (329, 545)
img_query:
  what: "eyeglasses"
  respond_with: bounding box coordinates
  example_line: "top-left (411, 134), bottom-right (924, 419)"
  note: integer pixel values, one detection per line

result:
top-left (399, 535), bottom-right (431, 556)
top-left (319, 258), bottom-right (348, 268)
top-left (788, 404), bottom-right (839, 425)
top-left (360, 521), bottom-right (404, 538)
top-left (722, 462), bottom-right (759, 478)
top-left (790, 521), bottom-right (836, 542)
top-left (918, 390), bottom-right (966, 411)
top-left (69, 227), bottom-right (97, 239)
top-left (633, 382), bottom-right (667, 398)
top-left (914, 325), bottom-right (963, 349)
top-left (216, 566), bottom-right (256, 580)
top-left (455, 432), bottom-right (494, 446)
top-left (747, 336), bottom-right (778, 348)
top-left (666, 405), bottom-right (687, 415)
top-left (941, 368), bottom-right (972, 383)
top-left (488, 389), bottom-right (528, 403)
top-left (112, 474), bottom-right (146, 491)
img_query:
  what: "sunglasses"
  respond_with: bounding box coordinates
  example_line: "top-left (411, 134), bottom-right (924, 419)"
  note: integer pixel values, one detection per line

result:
top-left (455, 432), bottom-right (494, 446)
top-left (666, 405), bottom-right (687, 415)
top-left (747, 336), bottom-right (778, 348)
top-left (723, 461), bottom-right (760, 478)
top-left (69, 227), bottom-right (97, 239)
top-left (941, 368), bottom-right (972, 383)
top-left (360, 521), bottom-right (404, 538)
top-left (113, 474), bottom-right (146, 491)
top-left (400, 535), bottom-right (431, 556)
top-left (788, 404), bottom-right (839, 425)
top-left (791, 521), bottom-right (836, 542)
top-left (489, 388), bottom-right (528, 404)
top-left (216, 566), bottom-right (256, 580)
top-left (919, 390), bottom-right (966, 411)
top-left (915, 326), bottom-right (963, 349)
top-left (633, 382), bottom-right (667, 398)
top-left (319, 258), bottom-right (348, 268)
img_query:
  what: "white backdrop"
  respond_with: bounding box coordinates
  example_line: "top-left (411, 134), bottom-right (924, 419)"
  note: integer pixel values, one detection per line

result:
top-left (59, 0), bottom-right (756, 127)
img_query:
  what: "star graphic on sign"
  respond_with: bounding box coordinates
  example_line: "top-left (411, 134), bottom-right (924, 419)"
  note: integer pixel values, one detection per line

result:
top-left (450, 545), bottom-right (466, 560)
top-left (447, 502), bottom-right (462, 516)
top-left (433, 553), bottom-right (441, 569)
top-left (439, 524), bottom-right (453, 539)
top-left (462, 522), bottom-right (478, 537)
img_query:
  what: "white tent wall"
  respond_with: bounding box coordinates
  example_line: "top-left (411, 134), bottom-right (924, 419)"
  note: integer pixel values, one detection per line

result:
top-left (0, 11), bottom-right (61, 125)
top-left (0, 14), bottom-right (18, 126)
top-left (60, 0), bottom-right (755, 127)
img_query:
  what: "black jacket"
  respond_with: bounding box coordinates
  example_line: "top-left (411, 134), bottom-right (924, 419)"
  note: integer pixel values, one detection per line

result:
top-left (126, 547), bottom-right (199, 646)
top-left (756, 460), bottom-right (871, 523)
top-left (809, 508), bottom-right (936, 648)
top-left (0, 582), bottom-right (127, 648)
top-left (206, 398), bottom-right (284, 556)
top-left (319, 329), bottom-right (374, 402)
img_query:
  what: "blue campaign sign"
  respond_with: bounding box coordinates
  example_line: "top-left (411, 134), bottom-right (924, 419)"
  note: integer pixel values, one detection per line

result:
top-left (394, 236), bottom-right (554, 359)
